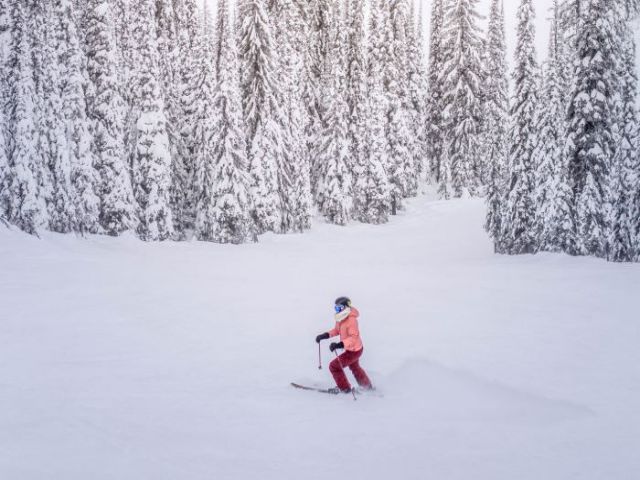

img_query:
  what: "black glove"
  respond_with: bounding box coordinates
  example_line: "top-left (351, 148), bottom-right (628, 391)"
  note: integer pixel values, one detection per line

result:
top-left (329, 342), bottom-right (344, 352)
top-left (315, 332), bottom-right (330, 343)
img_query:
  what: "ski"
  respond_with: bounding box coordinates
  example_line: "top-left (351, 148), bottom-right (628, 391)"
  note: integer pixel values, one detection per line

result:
top-left (291, 383), bottom-right (381, 399)
top-left (290, 382), bottom-right (338, 394)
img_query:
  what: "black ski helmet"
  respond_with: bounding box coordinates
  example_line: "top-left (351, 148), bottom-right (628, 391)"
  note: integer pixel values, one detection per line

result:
top-left (335, 296), bottom-right (351, 308)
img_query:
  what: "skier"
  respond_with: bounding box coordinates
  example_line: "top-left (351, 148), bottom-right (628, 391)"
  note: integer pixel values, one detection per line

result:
top-left (315, 297), bottom-right (373, 394)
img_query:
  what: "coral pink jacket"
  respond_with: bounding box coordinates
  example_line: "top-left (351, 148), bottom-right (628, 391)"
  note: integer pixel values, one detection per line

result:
top-left (328, 308), bottom-right (363, 352)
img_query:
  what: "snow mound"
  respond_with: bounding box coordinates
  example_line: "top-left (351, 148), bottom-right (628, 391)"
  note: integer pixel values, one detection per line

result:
top-left (382, 358), bottom-right (593, 424)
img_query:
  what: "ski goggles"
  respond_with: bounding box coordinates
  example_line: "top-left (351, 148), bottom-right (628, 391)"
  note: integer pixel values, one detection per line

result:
top-left (334, 304), bottom-right (347, 313)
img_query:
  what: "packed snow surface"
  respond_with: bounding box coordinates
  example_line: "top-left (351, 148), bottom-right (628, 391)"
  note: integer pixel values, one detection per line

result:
top-left (1, 197), bottom-right (639, 480)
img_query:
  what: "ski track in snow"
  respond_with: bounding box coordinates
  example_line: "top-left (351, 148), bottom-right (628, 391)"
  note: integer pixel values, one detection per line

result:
top-left (1, 197), bottom-right (639, 480)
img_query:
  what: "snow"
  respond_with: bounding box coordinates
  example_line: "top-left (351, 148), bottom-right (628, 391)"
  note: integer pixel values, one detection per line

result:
top-left (1, 196), bottom-right (639, 479)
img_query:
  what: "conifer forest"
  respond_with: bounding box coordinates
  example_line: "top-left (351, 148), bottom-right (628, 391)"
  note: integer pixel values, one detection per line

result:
top-left (1, 0), bottom-right (639, 263)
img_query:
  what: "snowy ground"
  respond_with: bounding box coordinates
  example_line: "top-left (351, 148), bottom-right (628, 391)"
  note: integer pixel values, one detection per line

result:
top-left (1, 197), bottom-right (639, 480)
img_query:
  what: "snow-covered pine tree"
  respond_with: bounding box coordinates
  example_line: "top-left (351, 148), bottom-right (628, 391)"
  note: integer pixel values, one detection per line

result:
top-left (172, 0), bottom-right (202, 236)
top-left (239, 0), bottom-right (282, 233)
top-left (295, 1), bottom-right (320, 195)
top-left (405, 0), bottom-right (428, 182)
top-left (347, 0), bottom-right (376, 223)
top-left (426, 0), bottom-right (446, 184)
top-left (33, 0), bottom-right (75, 234)
top-left (128, 0), bottom-right (174, 241)
top-left (440, 0), bottom-right (485, 198)
top-left (352, 0), bottom-right (392, 224)
top-left (609, 2), bottom-right (639, 262)
top-left (192, 6), bottom-right (221, 239)
top-left (499, 0), bottom-right (539, 254)
top-left (85, 0), bottom-right (136, 235)
top-left (483, 0), bottom-right (509, 249)
top-left (384, 0), bottom-right (417, 209)
top-left (154, 0), bottom-right (187, 238)
top-left (533, 0), bottom-right (574, 253)
top-left (565, 0), bottom-right (620, 258)
top-left (354, 72), bottom-right (392, 224)
top-left (307, 0), bottom-right (333, 196)
top-left (269, 0), bottom-right (312, 233)
top-left (2, 0), bottom-right (49, 234)
top-left (195, 0), bottom-right (252, 243)
top-left (314, 1), bottom-right (353, 225)
top-left (345, 0), bottom-right (368, 194)
top-left (54, 0), bottom-right (101, 235)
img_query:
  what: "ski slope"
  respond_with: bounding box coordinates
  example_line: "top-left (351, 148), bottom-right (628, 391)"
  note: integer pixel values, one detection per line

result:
top-left (1, 197), bottom-right (639, 480)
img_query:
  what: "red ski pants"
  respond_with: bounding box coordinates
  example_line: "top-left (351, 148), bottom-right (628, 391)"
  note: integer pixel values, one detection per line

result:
top-left (329, 348), bottom-right (372, 390)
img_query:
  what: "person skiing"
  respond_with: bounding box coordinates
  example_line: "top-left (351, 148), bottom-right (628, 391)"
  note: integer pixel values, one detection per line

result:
top-left (315, 297), bottom-right (373, 394)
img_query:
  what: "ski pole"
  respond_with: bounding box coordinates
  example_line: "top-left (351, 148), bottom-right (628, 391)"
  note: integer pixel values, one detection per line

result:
top-left (334, 350), bottom-right (357, 401)
top-left (318, 342), bottom-right (322, 370)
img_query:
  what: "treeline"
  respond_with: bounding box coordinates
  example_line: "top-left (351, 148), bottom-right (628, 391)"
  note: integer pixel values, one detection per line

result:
top-left (1, 0), bottom-right (639, 262)
top-left (0, 0), bottom-right (427, 243)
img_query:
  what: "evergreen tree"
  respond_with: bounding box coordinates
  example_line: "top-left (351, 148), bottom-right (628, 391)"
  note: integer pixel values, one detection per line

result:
top-left (349, 0), bottom-right (389, 224)
top-left (269, 0), bottom-right (312, 233)
top-left (85, 0), bottom-right (136, 235)
top-left (345, 0), bottom-right (369, 200)
top-left (172, 0), bottom-right (202, 235)
top-left (353, 0), bottom-right (391, 224)
top-left (296, 0), bottom-right (320, 193)
top-left (54, 0), bottom-right (101, 235)
top-left (426, 0), bottom-right (446, 184)
top-left (565, 0), bottom-right (620, 258)
top-left (35, 0), bottom-right (75, 234)
top-left (155, 0), bottom-right (186, 237)
top-left (353, 73), bottom-right (392, 224)
top-left (307, 0), bottom-right (333, 196)
top-left (239, 0), bottom-right (282, 233)
top-left (384, 0), bottom-right (417, 209)
top-left (405, 0), bottom-right (428, 181)
top-left (609, 4), bottom-right (639, 262)
top-left (440, 0), bottom-right (485, 198)
top-left (534, 0), bottom-right (574, 253)
top-left (2, 1), bottom-right (49, 234)
top-left (484, 0), bottom-right (509, 249)
top-left (499, 0), bottom-right (539, 254)
top-left (129, 0), bottom-right (174, 241)
top-left (314, 1), bottom-right (352, 225)
top-left (195, 0), bottom-right (252, 243)
top-left (192, 8), bottom-right (221, 239)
